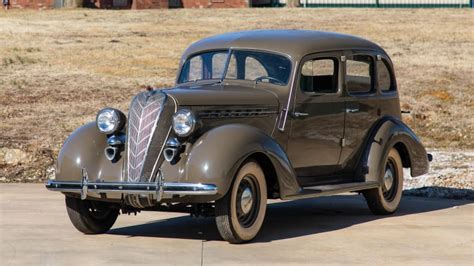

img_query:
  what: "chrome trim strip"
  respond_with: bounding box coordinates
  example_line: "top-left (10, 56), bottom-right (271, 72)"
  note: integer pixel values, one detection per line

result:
top-left (278, 59), bottom-right (300, 131)
top-left (45, 180), bottom-right (218, 196)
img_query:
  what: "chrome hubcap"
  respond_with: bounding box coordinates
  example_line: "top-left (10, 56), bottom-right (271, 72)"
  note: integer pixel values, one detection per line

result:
top-left (236, 175), bottom-right (260, 228)
top-left (383, 168), bottom-right (394, 192)
top-left (382, 158), bottom-right (398, 202)
top-left (240, 187), bottom-right (253, 215)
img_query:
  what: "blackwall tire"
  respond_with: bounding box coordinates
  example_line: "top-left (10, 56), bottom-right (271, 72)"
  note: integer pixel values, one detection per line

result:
top-left (364, 148), bottom-right (404, 215)
top-left (215, 161), bottom-right (267, 244)
top-left (65, 196), bottom-right (119, 234)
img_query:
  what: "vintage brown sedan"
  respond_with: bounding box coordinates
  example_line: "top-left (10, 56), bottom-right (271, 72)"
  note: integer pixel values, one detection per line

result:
top-left (46, 30), bottom-right (430, 243)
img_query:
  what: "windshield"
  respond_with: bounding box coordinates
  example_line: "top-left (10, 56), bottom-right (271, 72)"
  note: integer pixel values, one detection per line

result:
top-left (177, 50), bottom-right (292, 86)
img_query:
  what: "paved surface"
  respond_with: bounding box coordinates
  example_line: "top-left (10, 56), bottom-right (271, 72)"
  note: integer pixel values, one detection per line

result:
top-left (1, 184), bottom-right (473, 265)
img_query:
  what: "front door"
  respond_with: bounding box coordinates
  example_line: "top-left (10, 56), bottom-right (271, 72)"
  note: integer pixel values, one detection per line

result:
top-left (287, 53), bottom-right (345, 184)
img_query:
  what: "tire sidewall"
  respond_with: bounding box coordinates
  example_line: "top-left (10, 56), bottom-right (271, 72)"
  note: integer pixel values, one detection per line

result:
top-left (377, 148), bottom-right (404, 212)
top-left (229, 161), bottom-right (267, 241)
top-left (65, 196), bottom-right (119, 234)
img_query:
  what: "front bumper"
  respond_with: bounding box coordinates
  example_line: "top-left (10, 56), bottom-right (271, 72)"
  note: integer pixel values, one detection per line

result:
top-left (45, 179), bottom-right (218, 201)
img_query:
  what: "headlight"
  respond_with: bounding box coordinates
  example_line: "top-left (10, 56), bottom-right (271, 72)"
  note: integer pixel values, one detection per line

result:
top-left (96, 108), bottom-right (125, 134)
top-left (172, 109), bottom-right (196, 137)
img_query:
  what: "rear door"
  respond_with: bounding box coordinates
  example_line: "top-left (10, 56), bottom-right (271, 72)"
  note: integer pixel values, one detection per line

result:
top-left (339, 52), bottom-right (381, 172)
top-left (287, 52), bottom-right (345, 182)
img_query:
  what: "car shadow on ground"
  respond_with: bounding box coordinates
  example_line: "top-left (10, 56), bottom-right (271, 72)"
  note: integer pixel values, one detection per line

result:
top-left (108, 190), bottom-right (473, 243)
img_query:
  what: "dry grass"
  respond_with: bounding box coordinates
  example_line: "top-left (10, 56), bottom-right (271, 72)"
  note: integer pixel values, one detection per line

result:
top-left (0, 8), bottom-right (472, 182)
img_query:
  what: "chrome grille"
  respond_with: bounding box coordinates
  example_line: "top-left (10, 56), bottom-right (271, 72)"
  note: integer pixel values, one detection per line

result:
top-left (127, 91), bottom-right (166, 182)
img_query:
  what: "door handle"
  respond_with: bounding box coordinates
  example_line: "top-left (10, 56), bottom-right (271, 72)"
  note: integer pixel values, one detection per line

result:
top-left (345, 108), bottom-right (359, 113)
top-left (293, 112), bottom-right (309, 118)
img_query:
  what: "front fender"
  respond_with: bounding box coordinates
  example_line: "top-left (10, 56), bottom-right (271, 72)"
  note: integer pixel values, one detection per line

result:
top-left (55, 122), bottom-right (123, 182)
top-left (175, 124), bottom-right (300, 199)
top-left (360, 117), bottom-right (429, 184)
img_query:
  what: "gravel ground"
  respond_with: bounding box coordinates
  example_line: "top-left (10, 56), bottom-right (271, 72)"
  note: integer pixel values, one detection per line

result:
top-left (404, 150), bottom-right (473, 200)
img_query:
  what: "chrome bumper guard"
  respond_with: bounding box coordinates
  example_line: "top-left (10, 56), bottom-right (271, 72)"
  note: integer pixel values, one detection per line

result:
top-left (45, 179), bottom-right (218, 201)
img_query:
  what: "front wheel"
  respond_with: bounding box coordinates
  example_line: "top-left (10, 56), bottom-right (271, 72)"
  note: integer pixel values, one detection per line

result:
top-left (65, 196), bottom-right (119, 234)
top-left (364, 148), bottom-right (404, 215)
top-left (215, 161), bottom-right (267, 244)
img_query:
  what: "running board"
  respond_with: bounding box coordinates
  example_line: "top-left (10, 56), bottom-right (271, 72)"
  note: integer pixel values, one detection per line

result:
top-left (283, 181), bottom-right (379, 200)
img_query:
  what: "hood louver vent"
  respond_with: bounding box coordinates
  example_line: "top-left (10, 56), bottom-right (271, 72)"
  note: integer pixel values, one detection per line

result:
top-left (199, 108), bottom-right (277, 119)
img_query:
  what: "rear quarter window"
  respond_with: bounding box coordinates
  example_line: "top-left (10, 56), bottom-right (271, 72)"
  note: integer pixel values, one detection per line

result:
top-left (377, 59), bottom-right (395, 92)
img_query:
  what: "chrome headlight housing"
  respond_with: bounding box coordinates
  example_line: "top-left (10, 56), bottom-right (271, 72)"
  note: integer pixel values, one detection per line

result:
top-left (96, 108), bottom-right (125, 134)
top-left (172, 109), bottom-right (196, 137)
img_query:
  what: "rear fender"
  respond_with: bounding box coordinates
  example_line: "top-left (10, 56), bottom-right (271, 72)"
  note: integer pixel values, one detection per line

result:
top-left (359, 117), bottom-right (429, 184)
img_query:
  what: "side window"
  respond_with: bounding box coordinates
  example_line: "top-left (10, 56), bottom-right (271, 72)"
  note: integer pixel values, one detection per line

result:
top-left (346, 55), bottom-right (374, 94)
top-left (245, 57), bottom-right (268, 80)
top-left (224, 51), bottom-right (291, 85)
top-left (377, 59), bottom-right (394, 92)
top-left (300, 58), bottom-right (338, 94)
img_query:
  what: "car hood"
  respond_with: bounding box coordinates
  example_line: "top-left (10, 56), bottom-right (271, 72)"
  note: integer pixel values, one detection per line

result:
top-left (163, 83), bottom-right (280, 107)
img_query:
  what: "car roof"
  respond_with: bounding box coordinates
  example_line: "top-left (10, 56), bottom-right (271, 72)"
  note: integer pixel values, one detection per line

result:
top-left (181, 30), bottom-right (387, 61)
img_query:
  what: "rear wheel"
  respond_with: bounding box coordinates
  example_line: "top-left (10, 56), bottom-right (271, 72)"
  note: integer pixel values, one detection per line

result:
top-left (215, 161), bottom-right (267, 244)
top-left (364, 148), bottom-right (404, 215)
top-left (65, 196), bottom-right (119, 234)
